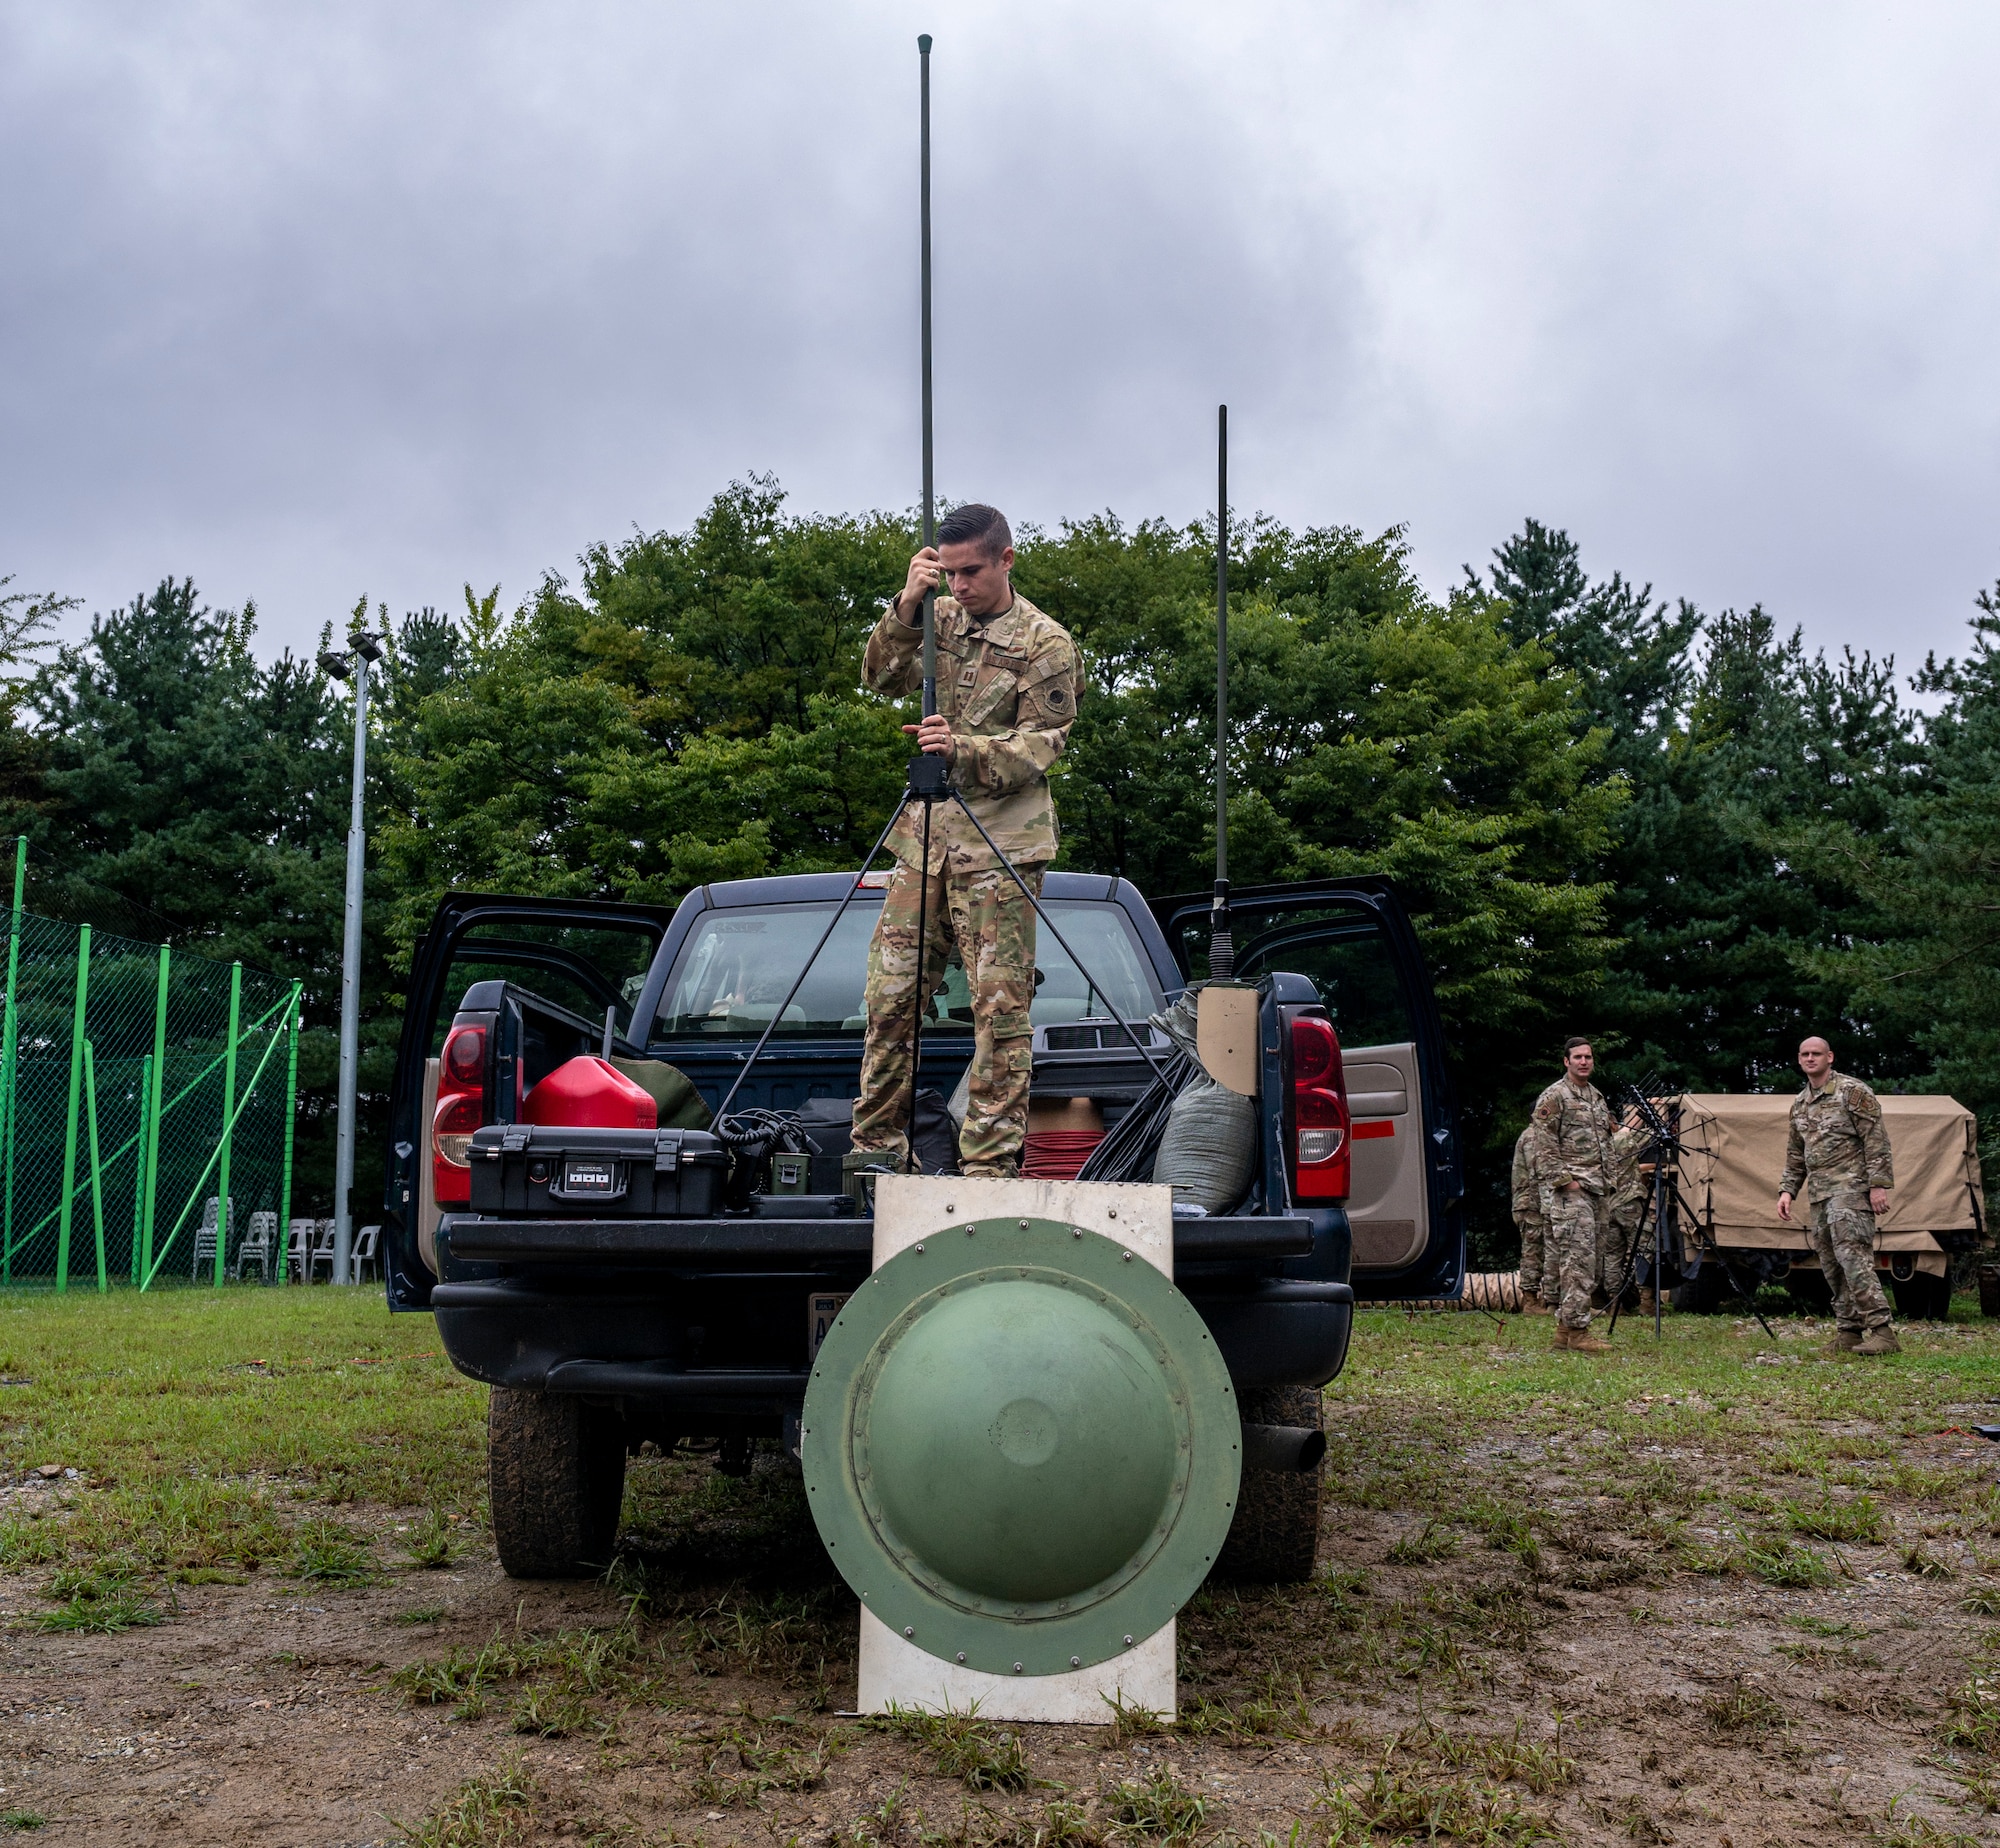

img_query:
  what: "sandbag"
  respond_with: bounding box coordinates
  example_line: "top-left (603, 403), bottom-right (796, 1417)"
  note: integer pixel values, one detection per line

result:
top-left (1148, 987), bottom-right (1255, 1212)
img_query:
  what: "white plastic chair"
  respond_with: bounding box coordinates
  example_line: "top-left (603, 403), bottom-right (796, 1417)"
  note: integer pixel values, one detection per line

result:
top-left (230, 1211), bottom-right (276, 1281)
top-left (307, 1219), bottom-right (339, 1282)
top-left (191, 1197), bottom-right (234, 1279)
top-left (353, 1224), bottom-right (382, 1284)
top-left (286, 1219), bottom-right (316, 1282)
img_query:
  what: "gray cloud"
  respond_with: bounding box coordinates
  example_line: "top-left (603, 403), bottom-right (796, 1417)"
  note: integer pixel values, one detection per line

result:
top-left (2, 0), bottom-right (1996, 671)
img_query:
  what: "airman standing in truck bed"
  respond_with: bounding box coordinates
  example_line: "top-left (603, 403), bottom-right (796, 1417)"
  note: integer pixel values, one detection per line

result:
top-left (849, 502), bottom-right (1083, 1180)
top-left (1532, 1036), bottom-right (1616, 1353)
top-left (1777, 1036), bottom-right (1898, 1356)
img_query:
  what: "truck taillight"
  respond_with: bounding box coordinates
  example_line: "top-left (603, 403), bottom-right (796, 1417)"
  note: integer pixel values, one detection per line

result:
top-left (433, 1023), bottom-right (487, 1206)
top-left (1290, 1014), bottom-right (1350, 1201)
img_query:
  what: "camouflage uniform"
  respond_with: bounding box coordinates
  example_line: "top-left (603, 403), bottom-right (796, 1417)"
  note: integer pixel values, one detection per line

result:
top-left (1532, 1075), bottom-right (1616, 1331)
top-left (1780, 1071), bottom-right (1896, 1337)
top-left (1603, 1123), bottom-right (1648, 1296)
top-left (1511, 1128), bottom-right (1549, 1304)
top-left (849, 589), bottom-right (1081, 1177)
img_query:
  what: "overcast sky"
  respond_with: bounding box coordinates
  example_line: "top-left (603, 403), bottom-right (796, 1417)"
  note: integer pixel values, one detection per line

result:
top-left (3, 2), bottom-right (1996, 675)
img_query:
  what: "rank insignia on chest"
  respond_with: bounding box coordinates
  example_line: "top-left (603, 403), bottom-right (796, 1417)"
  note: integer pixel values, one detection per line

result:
top-left (958, 665), bottom-right (978, 687)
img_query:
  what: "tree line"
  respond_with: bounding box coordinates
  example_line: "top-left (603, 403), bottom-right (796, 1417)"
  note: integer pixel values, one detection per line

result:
top-left (4, 480), bottom-right (1994, 1263)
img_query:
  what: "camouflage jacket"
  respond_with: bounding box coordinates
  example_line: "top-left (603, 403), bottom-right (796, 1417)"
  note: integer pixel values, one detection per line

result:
top-left (1780, 1071), bottom-right (1895, 1203)
top-left (1607, 1123), bottom-right (1648, 1214)
top-left (862, 590), bottom-right (1081, 873)
top-left (1531, 1075), bottom-right (1615, 1215)
top-left (1510, 1128), bottom-right (1544, 1226)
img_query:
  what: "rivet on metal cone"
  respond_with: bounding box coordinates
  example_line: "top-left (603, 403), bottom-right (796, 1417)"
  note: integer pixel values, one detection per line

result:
top-left (904, 1626), bottom-right (914, 1637)
top-left (1123, 1635), bottom-right (1134, 1646)
top-left (956, 1652), bottom-right (966, 1663)
top-left (1013, 1662), bottom-right (1023, 1673)
top-left (1071, 1655), bottom-right (1081, 1667)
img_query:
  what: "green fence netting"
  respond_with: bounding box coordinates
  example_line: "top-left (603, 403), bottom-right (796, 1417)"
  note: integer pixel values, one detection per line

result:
top-left (0, 839), bottom-right (302, 1290)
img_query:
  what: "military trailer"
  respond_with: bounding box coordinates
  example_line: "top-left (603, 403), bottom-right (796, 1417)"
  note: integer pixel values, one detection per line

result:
top-left (1668, 1092), bottom-right (1985, 1320)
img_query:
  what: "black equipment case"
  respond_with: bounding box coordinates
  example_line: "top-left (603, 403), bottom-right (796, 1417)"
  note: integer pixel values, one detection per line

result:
top-left (467, 1124), bottom-right (729, 1217)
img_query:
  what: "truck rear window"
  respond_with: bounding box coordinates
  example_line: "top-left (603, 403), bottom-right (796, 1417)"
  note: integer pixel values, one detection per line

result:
top-left (652, 900), bottom-right (1164, 1039)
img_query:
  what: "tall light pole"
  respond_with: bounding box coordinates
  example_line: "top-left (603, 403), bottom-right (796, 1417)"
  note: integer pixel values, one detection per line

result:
top-left (319, 626), bottom-right (383, 1285)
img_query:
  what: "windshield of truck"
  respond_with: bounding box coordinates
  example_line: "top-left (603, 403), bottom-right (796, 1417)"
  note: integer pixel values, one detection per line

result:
top-left (652, 899), bottom-right (1164, 1039)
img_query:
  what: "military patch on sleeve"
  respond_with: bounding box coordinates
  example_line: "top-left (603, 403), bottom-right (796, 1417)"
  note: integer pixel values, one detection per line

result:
top-left (1044, 686), bottom-right (1069, 709)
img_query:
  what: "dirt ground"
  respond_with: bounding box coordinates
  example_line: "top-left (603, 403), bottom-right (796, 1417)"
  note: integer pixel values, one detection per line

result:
top-left (1, 1308), bottom-right (1997, 1846)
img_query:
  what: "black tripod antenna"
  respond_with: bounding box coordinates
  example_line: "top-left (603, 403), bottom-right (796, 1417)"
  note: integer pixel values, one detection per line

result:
top-left (917, 31), bottom-right (937, 728)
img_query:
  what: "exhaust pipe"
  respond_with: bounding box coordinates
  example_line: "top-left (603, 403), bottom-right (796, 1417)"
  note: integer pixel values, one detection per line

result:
top-left (1241, 1422), bottom-right (1327, 1475)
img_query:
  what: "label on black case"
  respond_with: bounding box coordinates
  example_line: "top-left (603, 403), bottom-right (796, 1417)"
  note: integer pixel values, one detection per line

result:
top-left (562, 1160), bottom-right (618, 1195)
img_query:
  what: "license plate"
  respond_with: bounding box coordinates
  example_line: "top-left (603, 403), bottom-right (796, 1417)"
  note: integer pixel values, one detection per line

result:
top-left (808, 1292), bottom-right (851, 1358)
top-left (562, 1159), bottom-right (617, 1195)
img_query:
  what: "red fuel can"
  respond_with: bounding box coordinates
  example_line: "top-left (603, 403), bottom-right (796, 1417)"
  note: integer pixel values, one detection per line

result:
top-left (522, 1056), bottom-right (658, 1130)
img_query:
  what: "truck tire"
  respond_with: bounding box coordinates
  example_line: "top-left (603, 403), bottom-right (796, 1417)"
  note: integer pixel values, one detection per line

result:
top-left (1671, 1264), bottom-right (1728, 1315)
top-left (1216, 1386), bottom-right (1324, 1584)
top-left (489, 1388), bottom-right (626, 1579)
top-left (1889, 1272), bottom-right (1952, 1322)
top-left (1784, 1269), bottom-right (1833, 1315)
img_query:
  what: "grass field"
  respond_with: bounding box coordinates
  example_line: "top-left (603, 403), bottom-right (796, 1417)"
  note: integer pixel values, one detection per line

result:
top-left (0, 1286), bottom-right (1992, 1844)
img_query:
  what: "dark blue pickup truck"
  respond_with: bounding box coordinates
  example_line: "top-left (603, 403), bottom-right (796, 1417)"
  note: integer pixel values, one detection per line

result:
top-left (381, 872), bottom-right (1463, 1582)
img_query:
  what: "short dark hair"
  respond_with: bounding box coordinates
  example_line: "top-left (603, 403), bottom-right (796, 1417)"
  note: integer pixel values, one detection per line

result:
top-left (1563, 1037), bottom-right (1593, 1056)
top-left (936, 503), bottom-right (1013, 559)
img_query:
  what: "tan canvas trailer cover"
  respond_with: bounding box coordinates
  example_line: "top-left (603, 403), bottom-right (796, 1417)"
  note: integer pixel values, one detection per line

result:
top-left (1673, 1093), bottom-right (1982, 1279)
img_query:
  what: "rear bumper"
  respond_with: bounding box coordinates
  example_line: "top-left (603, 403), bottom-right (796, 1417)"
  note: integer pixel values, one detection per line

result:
top-left (431, 1211), bottom-right (1350, 1414)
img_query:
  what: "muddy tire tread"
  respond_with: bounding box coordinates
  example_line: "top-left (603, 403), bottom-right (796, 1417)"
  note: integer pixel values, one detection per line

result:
top-left (1216, 1384), bottom-right (1324, 1584)
top-left (488, 1388), bottom-right (625, 1579)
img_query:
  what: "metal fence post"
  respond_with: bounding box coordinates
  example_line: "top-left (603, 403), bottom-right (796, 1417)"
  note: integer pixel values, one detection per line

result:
top-left (83, 1040), bottom-right (107, 1293)
top-left (56, 924), bottom-right (91, 1293)
top-left (279, 981), bottom-right (301, 1284)
top-left (216, 961), bottom-right (241, 1286)
top-left (131, 1053), bottom-right (151, 1284)
top-left (142, 944), bottom-right (169, 1286)
top-left (2, 836), bottom-right (25, 1285)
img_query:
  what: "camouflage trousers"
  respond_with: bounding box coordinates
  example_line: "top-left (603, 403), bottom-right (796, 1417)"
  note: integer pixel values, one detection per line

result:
top-left (1516, 1215), bottom-right (1548, 1302)
top-left (851, 857), bottom-right (1043, 1176)
top-left (1805, 1190), bottom-right (1893, 1335)
top-left (1603, 1203), bottom-right (1644, 1293)
top-left (1546, 1188), bottom-right (1608, 1330)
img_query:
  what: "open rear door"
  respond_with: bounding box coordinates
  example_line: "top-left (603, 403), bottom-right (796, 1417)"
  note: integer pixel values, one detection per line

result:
top-left (385, 893), bottom-right (677, 1309)
top-left (1153, 878), bottom-right (1464, 1301)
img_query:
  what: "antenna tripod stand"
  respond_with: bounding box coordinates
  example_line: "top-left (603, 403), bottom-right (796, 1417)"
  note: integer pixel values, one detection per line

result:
top-left (1605, 1085), bottom-right (1777, 1342)
top-left (708, 754), bottom-right (1171, 1157)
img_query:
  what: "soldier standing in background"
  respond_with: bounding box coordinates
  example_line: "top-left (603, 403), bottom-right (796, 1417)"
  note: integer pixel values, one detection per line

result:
top-left (1602, 1106), bottom-right (1648, 1307)
top-left (1512, 1125), bottom-right (1550, 1313)
top-left (848, 503), bottom-right (1083, 1181)
top-left (1532, 1037), bottom-right (1617, 1353)
top-left (1777, 1036), bottom-right (1898, 1356)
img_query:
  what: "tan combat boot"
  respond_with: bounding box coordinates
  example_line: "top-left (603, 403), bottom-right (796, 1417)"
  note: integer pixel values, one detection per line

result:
top-left (1827, 1327), bottom-right (1863, 1356)
top-left (1636, 1289), bottom-right (1657, 1316)
top-left (1855, 1326), bottom-right (1901, 1356)
top-left (1554, 1324), bottom-right (1613, 1355)
top-left (1519, 1294), bottom-right (1552, 1316)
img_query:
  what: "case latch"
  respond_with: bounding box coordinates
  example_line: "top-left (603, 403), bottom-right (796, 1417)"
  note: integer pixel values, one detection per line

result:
top-left (653, 1131), bottom-right (682, 1173)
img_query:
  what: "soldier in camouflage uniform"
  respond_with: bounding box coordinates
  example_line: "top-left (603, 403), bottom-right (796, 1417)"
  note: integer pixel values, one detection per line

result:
top-left (1601, 1109), bottom-right (1648, 1306)
top-left (1777, 1036), bottom-right (1898, 1356)
top-left (1512, 1126), bottom-right (1551, 1313)
top-left (1531, 1037), bottom-right (1616, 1352)
top-left (849, 504), bottom-right (1082, 1179)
